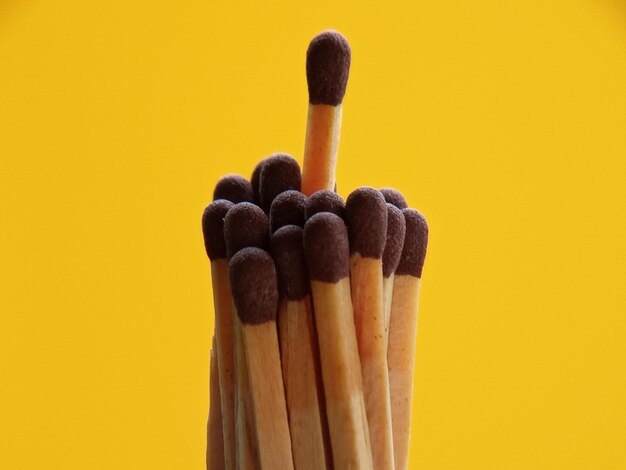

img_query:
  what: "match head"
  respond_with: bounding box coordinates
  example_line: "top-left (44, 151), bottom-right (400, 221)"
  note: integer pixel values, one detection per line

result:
top-left (223, 202), bottom-right (269, 259)
top-left (382, 204), bottom-right (407, 278)
top-left (229, 247), bottom-right (278, 325)
top-left (270, 225), bottom-right (309, 300)
top-left (380, 188), bottom-right (408, 209)
top-left (303, 212), bottom-right (350, 283)
top-left (269, 190), bottom-right (307, 234)
top-left (250, 157), bottom-right (269, 203)
top-left (305, 190), bottom-right (345, 220)
top-left (396, 208), bottom-right (429, 278)
top-left (202, 199), bottom-right (235, 260)
top-left (345, 187), bottom-right (388, 259)
top-left (306, 30), bottom-right (351, 106)
top-left (213, 174), bottom-right (254, 203)
top-left (259, 153), bottom-right (302, 213)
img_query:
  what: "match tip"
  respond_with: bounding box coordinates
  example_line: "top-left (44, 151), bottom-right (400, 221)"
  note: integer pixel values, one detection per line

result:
top-left (305, 190), bottom-right (345, 220)
top-left (396, 208), bottom-right (429, 278)
top-left (250, 158), bottom-right (268, 204)
top-left (202, 199), bottom-right (235, 260)
top-left (223, 202), bottom-right (269, 259)
top-left (269, 190), bottom-right (307, 234)
top-left (382, 204), bottom-right (407, 277)
top-left (380, 188), bottom-right (408, 209)
top-left (229, 247), bottom-right (278, 325)
top-left (271, 225), bottom-right (309, 300)
top-left (345, 187), bottom-right (388, 258)
top-left (213, 174), bottom-right (254, 204)
top-left (259, 153), bottom-right (302, 213)
top-left (306, 30), bottom-right (351, 106)
top-left (303, 212), bottom-right (350, 283)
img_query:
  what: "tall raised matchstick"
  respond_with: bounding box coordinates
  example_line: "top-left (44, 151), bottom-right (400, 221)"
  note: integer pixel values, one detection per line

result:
top-left (202, 199), bottom-right (236, 469)
top-left (304, 212), bottom-right (373, 469)
top-left (229, 247), bottom-right (294, 470)
top-left (345, 187), bottom-right (394, 470)
top-left (387, 209), bottom-right (428, 470)
top-left (301, 31), bottom-right (351, 195)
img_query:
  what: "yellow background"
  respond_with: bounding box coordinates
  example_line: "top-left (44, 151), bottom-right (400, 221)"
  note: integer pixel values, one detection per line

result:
top-left (1, 1), bottom-right (625, 468)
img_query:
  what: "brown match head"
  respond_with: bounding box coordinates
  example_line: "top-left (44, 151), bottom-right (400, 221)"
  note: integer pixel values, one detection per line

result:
top-left (250, 157), bottom-right (268, 204)
top-left (229, 247), bottom-right (278, 325)
top-left (306, 30), bottom-right (351, 106)
top-left (202, 199), bottom-right (235, 261)
top-left (223, 202), bottom-right (269, 259)
top-left (396, 208), bottom-right (429, 278)
top-left (303, 212), bottom-right (350, 283)
top-left (270, 225), bottom-right (309, 300)
top-left (259, 153), bottom-right (302, 213)
top-left (382, 204), bottom-right (407, 277)
top-left (213, 174), bottom-right (254, 203)
top-left (380, 188), bottom-right (408, 209)
top-left (345, 187), bottom-right (388, 259)
top-left (305, 190), bottom-right (345, 220)
top-left (269, 190), bottom-right (308, 234)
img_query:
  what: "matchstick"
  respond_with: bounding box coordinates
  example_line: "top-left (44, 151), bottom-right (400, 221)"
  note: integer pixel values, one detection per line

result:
top-left (202, 199), bottom-right (237, 469)
top-left (304, 189), bottom-right (345, 220)
top-left (224, 202), bottom-right (269, 470)
top-left (207, 336), bottom-right (225, 470)
top-left (229, 247), bottom-right (294, 470)
top-left (214, 175), bottom-right (254, 204)
top-left (345, 187), bottom-right (394, 470)
top-left (258, 153), bottom-right (301, 213)
top-left (269, 190), bottom-right (307, 234)
top-left (380, 188), bottom-right (408, 209)
top-left (303, 212), bottom-right (373, 470)
top-left (271, 225), bottom-right (330, 470)
top-left (382, 203), bottom-right (406, 350)
top-left (301, 31), bottom-right (351, 195)
top-left (387, 209), bottom-right (428, 470)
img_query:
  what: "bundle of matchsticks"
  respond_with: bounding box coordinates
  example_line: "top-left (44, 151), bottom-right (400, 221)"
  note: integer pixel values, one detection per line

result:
top-left (203, 31), bottom-right (428, 470)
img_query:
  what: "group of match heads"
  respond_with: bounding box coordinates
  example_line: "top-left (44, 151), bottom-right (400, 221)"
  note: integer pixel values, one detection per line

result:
top-left (202, 152), bottom-right (428, 470)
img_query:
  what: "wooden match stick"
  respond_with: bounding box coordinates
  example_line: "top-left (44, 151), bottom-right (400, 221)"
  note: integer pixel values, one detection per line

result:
top-left (224, 202), bottom-right (269, 470)
top-left (202, 199), bottom-right (237, 469)
top-left (345, 187), bottom-right (394, 470)
top-left (258, 153), bottom-right (301, 213)
top-left (301, 31), bottom-right (351, 196)
top-left (229, 247), bottom-right (294, 470)
top-left (271, 225), bottom-right (330, 470)
top-left (382, 203), bottom-right (407, 350)
top-left (387, 208), bottom-right (428, 470)
top-left (303, 212), bottom-right (373, 470)
top-left (214, 174), bottom-right (255, 204)
top-left (269, 190), bottom-right (307, 234)
top-left (380, 188), bottom-right (408, 210)
top-left (207, 335), bottom-right (225, 470)
top-left (304, 189), bottom-right (345, 220)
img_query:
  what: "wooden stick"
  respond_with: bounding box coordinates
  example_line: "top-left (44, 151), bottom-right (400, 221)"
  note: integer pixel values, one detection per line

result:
top-left (207, 336), bottom-right (225, 470)
top-left (271, 225), bottom-right (330, 470)
top-left (229, 248), bottom-right (294, 470)
top-left (387, 209), bottom-right (428, 470)
top-left (233, 312), bottom-right (260, 470)
top-left (301, 31), bottom-right (351, 195)
top-left (304, 212), bottom-right (373, 469)
top-left (382, 203), bottom-right (406, 350)
top-left (202, 200), bottom-right (237, 469)
top-left (345, 187), bottom-right (394, 470)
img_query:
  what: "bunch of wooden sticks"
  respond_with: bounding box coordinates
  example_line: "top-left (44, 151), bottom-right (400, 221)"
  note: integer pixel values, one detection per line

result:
top-left (203, 31), bottom-right (428, 470)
